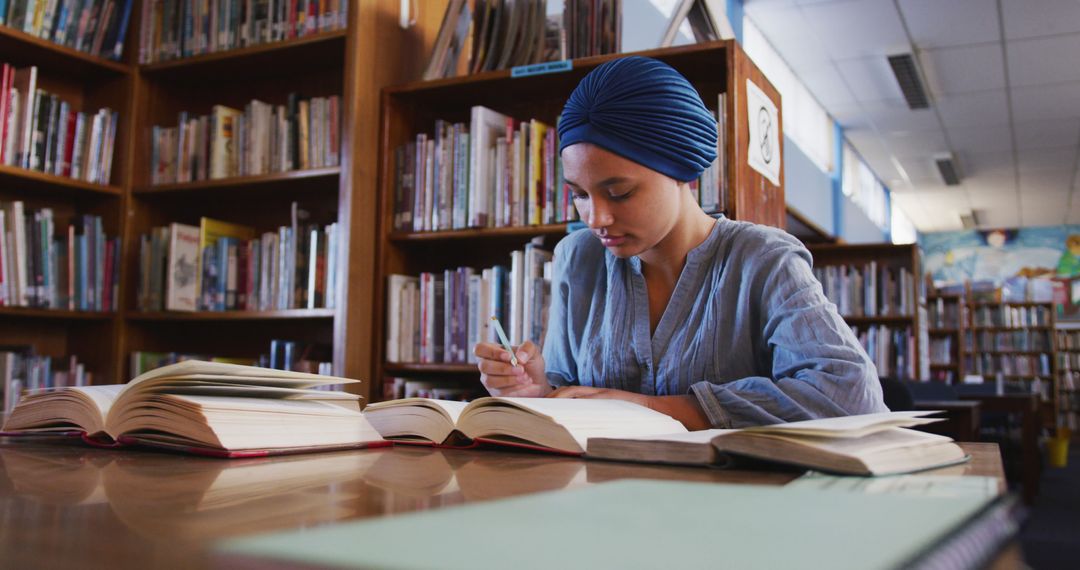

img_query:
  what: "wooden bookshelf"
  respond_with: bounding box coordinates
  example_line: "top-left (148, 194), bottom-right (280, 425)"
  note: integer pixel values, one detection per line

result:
top-left (806, 243), bottom-right (926, 381)
top-left (374, 39), bottom-right (786, 402)
top-left (0, 1), bottom-right (432, 390)
top-left (927, 292), bottom-right (966, 383)
top-left (0, 13), bottom-right (137, 384)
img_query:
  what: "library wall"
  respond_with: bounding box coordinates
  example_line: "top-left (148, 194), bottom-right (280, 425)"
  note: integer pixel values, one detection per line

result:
top-left (923, 225), bottom-right (1080, 284)
top-left (783, 135), bottom-right (833, 233)
top-left (841, 194), bottom-right (889, 244)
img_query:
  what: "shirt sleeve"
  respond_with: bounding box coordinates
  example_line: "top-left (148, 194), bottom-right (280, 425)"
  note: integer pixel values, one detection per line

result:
top-left (543, 236), bottom-right (578, 387)
top-left (690, 239), bottom-right (888, 428)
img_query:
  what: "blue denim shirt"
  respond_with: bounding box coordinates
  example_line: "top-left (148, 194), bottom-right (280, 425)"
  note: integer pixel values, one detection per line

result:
top-left (542, 218), bottom-right (888, 428)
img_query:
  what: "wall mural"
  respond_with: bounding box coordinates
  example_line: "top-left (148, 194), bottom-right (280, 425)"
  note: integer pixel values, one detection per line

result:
top-left (922, 225), bottom-right (1080, 284)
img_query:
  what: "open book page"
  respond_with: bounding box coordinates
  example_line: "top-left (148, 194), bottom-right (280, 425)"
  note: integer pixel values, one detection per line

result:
top-left (145, 383), bottom-right (360, 401)
top-left (363, 399), bottom-right (470, 443)
top-left (739, 427), bottom-right (953, 455)
top-left (1, 385), bottom-right (126, 435)
top-left (106, 395), bottom-right (383, 452)
top-left (742, 411), bottom-right (943, 438)
top-left (462, 398), bottom-right (688, 452)
top-left (127, 361), bottom-right (358, 390)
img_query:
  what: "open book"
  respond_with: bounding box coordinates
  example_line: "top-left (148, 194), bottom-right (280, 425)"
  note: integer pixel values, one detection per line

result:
top-left (587, 411), bottom-right (968, 476)
top-left (0, 361), bottom-right (387, 457)
top-left (363, 397), bottom-right (688, 455)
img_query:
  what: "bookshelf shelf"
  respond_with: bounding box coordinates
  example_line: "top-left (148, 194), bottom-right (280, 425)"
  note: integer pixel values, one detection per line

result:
top-left (0, 307), bottom-right (115, 320)
top-left (389, 224), bottom-right (572, 242)
top-left (0, 164), bottom-right (124, 197)
top-left (970, 301), bottom-right (1053, 307)
top-left (0, 25), bottom-right (129, 78)
top-left (126, 309), bottom-right (337, 322)
top-left (929, 328), bottom-right (960, 334)
top-left (132, 167), bottom-right (341, 195)
top-left (384, 363), bottom-right (480, 375)
top-left (139, 30), bottom-right (348, 81)
top-left (972, 326), bottom-right (1053, 332)
top-left (967, 350), bottom-right (1052, 356)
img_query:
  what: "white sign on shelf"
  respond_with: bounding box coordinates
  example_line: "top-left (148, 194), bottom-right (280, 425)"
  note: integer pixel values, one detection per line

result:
top-left (745, 78), bottom-right (781, 187)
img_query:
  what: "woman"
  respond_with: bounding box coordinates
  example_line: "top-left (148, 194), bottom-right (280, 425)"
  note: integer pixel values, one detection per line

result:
top-left (474, 56), bottom-right (886, 429)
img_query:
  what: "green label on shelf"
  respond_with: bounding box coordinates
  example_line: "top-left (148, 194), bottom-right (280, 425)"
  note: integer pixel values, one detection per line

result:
top-left (511, 60), bottom-right (573, 78)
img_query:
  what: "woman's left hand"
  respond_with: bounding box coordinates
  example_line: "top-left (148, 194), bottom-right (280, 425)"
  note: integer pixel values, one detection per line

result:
top-left (546, 386), bottom-right (652, 407)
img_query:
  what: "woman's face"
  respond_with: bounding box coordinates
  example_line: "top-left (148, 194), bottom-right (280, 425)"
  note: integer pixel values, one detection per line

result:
top-left (562, 143), bottom-right (684, 258)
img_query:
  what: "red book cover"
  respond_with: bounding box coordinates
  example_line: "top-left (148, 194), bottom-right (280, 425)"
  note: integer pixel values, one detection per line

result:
top-left (66, 224), bottom-right (75, 310)
top-left (61, 110), bottom-right (77, 177)
top-left (0, 64), bottom-right (11, 164)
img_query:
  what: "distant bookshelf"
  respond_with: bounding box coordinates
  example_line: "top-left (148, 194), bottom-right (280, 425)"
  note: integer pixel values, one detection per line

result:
top-left (808, 243), bottom-right (927, 382)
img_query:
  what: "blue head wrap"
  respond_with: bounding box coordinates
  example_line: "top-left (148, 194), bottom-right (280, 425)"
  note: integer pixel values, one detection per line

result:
top-left (558, 56), bottom-right (718, 182)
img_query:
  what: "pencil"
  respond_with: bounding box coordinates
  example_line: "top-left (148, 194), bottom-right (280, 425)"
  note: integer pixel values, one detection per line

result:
top-left (490, 316), bottom-right (519, 367)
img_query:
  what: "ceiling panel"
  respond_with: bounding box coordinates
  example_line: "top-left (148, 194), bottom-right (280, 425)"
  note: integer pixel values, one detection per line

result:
top-left (1020, 192), bottom-right (1070, 226)
top-left (1018, 168), bottom-right (1075, 193)
top-left (1011, 81), bottom-right (1080, 123)
top-left (827, 101), bottom-right (874, 128)
top-left (862, 99), bottom-right (942, 132)
top-left (896, 156), bottom-right (947, 182)
top-left (1001, 0), bottom-right (1080, 40)
top-left (899, 0), bottom-right (1000, 49)
top-left (978, 208), bottom-right (1022, 228)
top-left (936, 90), bottom-right (1009, 128)
top-left (798, 63), bottom-right (857, 106)
top-left (1014, 118), bottom-right (1080, 151)
top-left (833, 57), bottom-right (905, 102)
top-left (884, 128), bottom-right (950, 159)
top-left (744, 3), bottom-right (831, 69)
top-left (947, 124), bottom-right (1013, 154)
top-left (961, 150), bottom-right (1016, 177)
top-left (1007, 33), bottom-right (1080, 88)
top-left (968, 189), bottom-right (1019, 209)
top-left (798, 0), bottom-right (909, 60)
top-left (964, 172), bottom-right (1018, 193)
top-left (920, 44), bottom-right (1005, 96)
top-left (1017, 147), bottom-right (1077, 173)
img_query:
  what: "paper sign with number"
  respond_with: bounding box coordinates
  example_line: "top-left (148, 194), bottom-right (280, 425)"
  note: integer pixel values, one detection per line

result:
top-left (745, 79), bottom-right (781, 187)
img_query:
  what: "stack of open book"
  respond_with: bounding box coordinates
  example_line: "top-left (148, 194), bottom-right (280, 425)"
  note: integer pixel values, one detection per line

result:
top-left (3, 364), bottom-right (966, 475)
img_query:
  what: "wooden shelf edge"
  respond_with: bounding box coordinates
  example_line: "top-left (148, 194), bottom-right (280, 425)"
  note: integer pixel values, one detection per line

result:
top-left (0, 307), bottom-right (115, 320)
top-left (0, 25), bottom-right (130, 74)
top-left (390, 223), bottom-right (572, 242)
top-left (133, 167), bottom-right (341, 194)
top-left (126, 309), bottom-right (336, 321)
top-left (0, 164), bottom-right (123, 195)
top-left (139, 30), bottom-right (348, 73)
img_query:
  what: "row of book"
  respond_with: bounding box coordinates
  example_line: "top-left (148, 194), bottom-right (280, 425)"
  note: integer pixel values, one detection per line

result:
top-left (927, 296), bottom-right (964, 329)
top-left (1056, 329), bottom-right (1080, 351)
top-left (137, 207), bottom-right (339, 312)
top-left (1, 64), bottom-right (120, 185)
top-left (382, 377), bottom-right (481, 402)
top-left (1058, 351), bottom-right (1080, 374)
top-left (131, 341), bottom-right (334, 379)
top-left (138, 0), bottom-right (349, 64)
top-left (385, 242), bottom-right (553, 365)
top-left (2, 0), bottom-right (133, 60)
top-left (151, 94), bottom-right (341, 185)
top-left (929, 337), bottom-right (953, 366)
top-left (815, 263), bottom-right (917, 318)
top-left (964, 353), bottom-right (1052, 378)
top-left (1, 350), bottom-right (93, 415)
top-left (1058, 371), bottom-right (1077, 430)
top-left (0, 203), bottom-right (119, 311)
top-left (850, 324), bottom-right (917, 381)
top-left (392, 103), bottom-right (723, 233)
top-left (928, 369), bottom-right (956, 384)
top-left (970, 305), bottom-right (1051, 328)
top-left (964, 330), bottom-right (1052, 353)
top-left (423, 0), bottom-right (619, 80)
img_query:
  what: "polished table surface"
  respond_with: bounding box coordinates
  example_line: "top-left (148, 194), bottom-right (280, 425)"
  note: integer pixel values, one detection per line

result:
top-left (0, 439), bottom-right (1009, 570)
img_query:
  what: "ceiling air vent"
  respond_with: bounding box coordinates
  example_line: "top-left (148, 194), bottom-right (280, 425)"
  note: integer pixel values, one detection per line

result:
top-left (935, 153), bottom-right (961, 186)
top-left (960, 210), bottom-right (984, 230)
top-left (888, 54), bottom-right (930, 110)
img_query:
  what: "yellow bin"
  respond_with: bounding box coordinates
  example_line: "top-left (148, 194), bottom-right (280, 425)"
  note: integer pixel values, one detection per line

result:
top-left (1048, 427), bottom-right (1071, 468)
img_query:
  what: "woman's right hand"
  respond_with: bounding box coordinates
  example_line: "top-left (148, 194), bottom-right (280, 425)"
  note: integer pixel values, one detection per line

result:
top-left (474, 340), bottom-right (551, 397)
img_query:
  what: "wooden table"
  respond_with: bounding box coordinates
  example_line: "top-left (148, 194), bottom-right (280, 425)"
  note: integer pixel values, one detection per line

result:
top-left (914, 400), bottom-right (981, 442)
top-left (0, 439), bottom-right (1012, 570)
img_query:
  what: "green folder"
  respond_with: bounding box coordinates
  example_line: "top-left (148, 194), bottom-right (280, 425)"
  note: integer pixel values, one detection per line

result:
top-left (218, 479), bottom-right (1017, 569)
